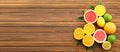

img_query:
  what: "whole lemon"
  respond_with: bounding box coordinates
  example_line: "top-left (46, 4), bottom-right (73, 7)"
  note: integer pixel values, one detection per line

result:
top-left (104, 22), bottom-right (116, 34)
top-left (97, 17), bottom-right (105, 27)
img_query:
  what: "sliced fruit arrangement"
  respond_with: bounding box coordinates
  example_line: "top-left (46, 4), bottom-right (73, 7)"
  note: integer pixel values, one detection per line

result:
top-left (74, 0), bottom-right (117, 51)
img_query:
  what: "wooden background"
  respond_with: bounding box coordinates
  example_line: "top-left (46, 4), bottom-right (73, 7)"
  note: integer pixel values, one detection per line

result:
top-left (0, 0), bottom-right (120, 52)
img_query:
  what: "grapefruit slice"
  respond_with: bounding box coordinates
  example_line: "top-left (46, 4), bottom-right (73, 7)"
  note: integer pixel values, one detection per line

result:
top-left (84, 10), bottom-right (97, 23)
top-left (74, 28), bottom-right (84, 40)
top-left (84, 23), bottom-right (95, 35)
top-left (93, 29), bottom-right (107, 43)
top-left (102, 41), bottom-right (111, 50)
top-left (82, 35), bottom-right (94, 47)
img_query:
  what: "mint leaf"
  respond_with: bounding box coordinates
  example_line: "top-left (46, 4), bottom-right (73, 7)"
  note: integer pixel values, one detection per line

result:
top-left (82, 10), bottom-right (86, 14)
top-left (76, 40), bottom-right (81, 45)
top-left (90, 5), bottom-right (94, 10)
top-left (86, 47), bottom-right (90, 52)
top-left (91, 45), bottom-right (95, 51)
top-left (77, 16), bottom-right (84, 21)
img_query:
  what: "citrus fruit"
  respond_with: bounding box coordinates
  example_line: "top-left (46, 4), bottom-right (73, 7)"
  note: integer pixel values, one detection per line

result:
top-left (93, 29), bottom-right (107, 43)
top-left (84, 23), bottom-right (95, 35)
top-left (102, 41), bottom-right (111, 50)
top-left (97, 17), bottom-right (105, 27)
top-left (74, 28), bottom-right (84, 40)
top-left (108, 34), bottom-right (116, 43)
top-left (82, 35), bottom-right (94, 47)
top-left (84, 10), bottom-right (97, 23)
top-left (104, 22), bottom-right (116, 34)
top-left (104, 13), bottom-right (112, 22)
top-left (95, 5), bottom-right (106, 16)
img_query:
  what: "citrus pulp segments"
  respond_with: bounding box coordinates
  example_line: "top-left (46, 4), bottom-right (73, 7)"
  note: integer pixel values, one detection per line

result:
top-left (93, 29), bottom-right (107, 43)
top-left (74, 28), bottom-right (84, 40)
top-left (84, 10), bottom-right (97, 23)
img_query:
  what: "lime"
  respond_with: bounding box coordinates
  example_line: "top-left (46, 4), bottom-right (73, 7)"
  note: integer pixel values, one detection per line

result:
top-left (82, 35), bottom-right (94, 47)
top-left (108, 34), bottom-right (116, 43)
top-left (95, 5), bottom-right (106, 16)
top-left (74, 28), bottom-right (84, 40)
top-left (97, 17), bottom-right (105, 27)
top-left (104, 13), bottom-right (112, 22)
top-left (84, 23), bottom-right (95, 35)
top-left (102, 41), bottom-right (111, 50)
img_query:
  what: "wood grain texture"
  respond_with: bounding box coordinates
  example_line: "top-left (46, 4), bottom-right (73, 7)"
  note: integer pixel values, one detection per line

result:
top-left (0, 0), bottom-right (120, 52)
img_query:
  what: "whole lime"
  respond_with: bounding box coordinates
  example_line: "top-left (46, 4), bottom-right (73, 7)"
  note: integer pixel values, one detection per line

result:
top-left (108, 34), bottom-right (116, 43)
top-left (104, 13), bottom-right (112, 22)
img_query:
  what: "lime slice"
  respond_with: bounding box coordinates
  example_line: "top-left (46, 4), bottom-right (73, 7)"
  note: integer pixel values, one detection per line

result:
top-left (74, 28), bottom-right (84, 40)
top-left (102, 41), bottom-right (111, 50)
top-left (82, 35), bottom-right (94, 47)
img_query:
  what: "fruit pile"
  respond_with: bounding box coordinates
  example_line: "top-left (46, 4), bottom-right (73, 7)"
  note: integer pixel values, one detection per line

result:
top-left (73, 1), bottom-right (116, 51)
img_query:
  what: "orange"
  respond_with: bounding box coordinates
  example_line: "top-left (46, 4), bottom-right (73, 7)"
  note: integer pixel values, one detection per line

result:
top-left (84, 23), bottom-right (95, 35)
top-left (74, 28), bottom-right (84, 40)
top-left (82, 35), bottom-right (94, 47)
top-left (104, 22), bottom-right (116, 34)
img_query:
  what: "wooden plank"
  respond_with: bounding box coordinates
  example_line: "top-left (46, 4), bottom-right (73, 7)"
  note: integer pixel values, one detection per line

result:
top-left (0, 9), bottom-right (119, 22)
top-left (0, 3), bottom-right (119, 9)
top-left (0, 0), bottom-right (119, 4)
top-left (0, 47), bottom-right (76, 52)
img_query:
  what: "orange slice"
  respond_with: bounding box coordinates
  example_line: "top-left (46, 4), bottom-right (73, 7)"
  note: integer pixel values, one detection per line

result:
top-left (82, 35), bottom-right (94, 47)
top-left (74, 28), bottom-right (84, 40)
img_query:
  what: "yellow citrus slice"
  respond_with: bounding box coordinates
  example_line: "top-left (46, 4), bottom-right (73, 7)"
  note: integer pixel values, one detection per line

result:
top-left (102, 41), bottom-right (111, 50)
top-left (84, 23), bottom-right (95, 35)
top-left (74, 28), bottom-right (84, 40)
top-left (82, 35), bottom-right (94, 47)
top-left (95, 5), bottom-right (106, 16)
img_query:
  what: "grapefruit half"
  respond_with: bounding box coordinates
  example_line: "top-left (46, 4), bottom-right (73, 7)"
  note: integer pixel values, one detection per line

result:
top-left (93, 29), bottom-right (107, 43)
top-left (84, 10), bottom-right (97, 23)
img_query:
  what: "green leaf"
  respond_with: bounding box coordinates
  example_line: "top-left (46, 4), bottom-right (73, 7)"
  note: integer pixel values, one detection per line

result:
top-left (86, 47), bottom-right (90, 52)
top-left (90, 5), bottom-right (95, 10)
top-left (91, 45), bottom-right (95, 51)
top-left (98, 0), bottom-right (102, 5)
top-left (76, 40), bottom-right (81, 45)
top-left (77, 16), bottom-right (84, 21)
top-left (82, 10), bottom-right (86, 14)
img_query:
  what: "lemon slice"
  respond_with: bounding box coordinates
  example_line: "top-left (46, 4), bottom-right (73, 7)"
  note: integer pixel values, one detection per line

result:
top-left (74, 28), bottom-right (84, 40)
top-left (102, 41), bottom-right (111, 50)
top-left (84, 23), bottom-right (95, 35)
top-left (95, 5), bottom-right (106, 16)
top-left (82, 35), bottom-right (94, 47)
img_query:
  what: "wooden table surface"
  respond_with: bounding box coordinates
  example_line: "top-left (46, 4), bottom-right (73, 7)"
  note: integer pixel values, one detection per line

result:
top-left (0, 0), bottom-right (120, 52)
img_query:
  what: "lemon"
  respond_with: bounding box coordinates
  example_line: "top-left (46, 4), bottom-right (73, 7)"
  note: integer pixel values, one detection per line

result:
top-left (95, 5), bottom-right (106, 16)
top-left (97, 17), bottom-right (105, 27)
top-left (104, 22), bottom-right (116, 34)
top-left (82, 35), bottom-right (94, 47)
top-left (102, 41), bottom-right (111, 50)
top-left (84, 23), bottom-right (95, 35)
top-left (74, 28), bottom-right (84, 40)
